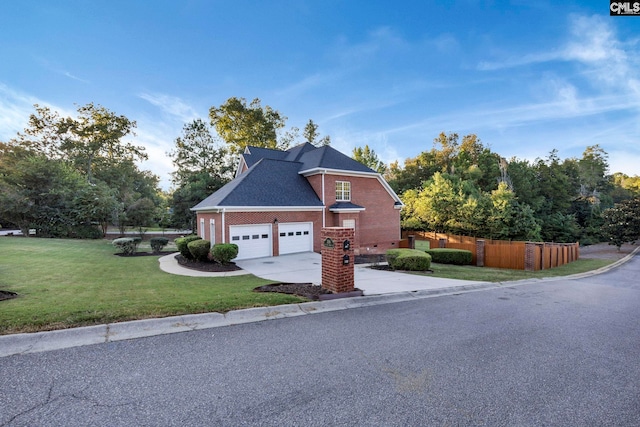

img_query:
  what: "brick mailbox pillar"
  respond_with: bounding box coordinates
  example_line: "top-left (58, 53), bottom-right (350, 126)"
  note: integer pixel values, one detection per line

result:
top-left (321, 227), bottom-right (355, 294)
top-left (476, 239), bottom-right (485, 267)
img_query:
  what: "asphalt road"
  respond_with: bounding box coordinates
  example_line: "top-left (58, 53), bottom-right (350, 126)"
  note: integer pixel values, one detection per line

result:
top-left (2, 256), bottom-right (639, 426)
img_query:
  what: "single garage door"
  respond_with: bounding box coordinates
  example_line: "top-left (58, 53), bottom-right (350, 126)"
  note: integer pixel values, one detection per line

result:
top-left (229, 224), bottom-right (272, 260)
top-left (278, 222), bottom-right (313, 255)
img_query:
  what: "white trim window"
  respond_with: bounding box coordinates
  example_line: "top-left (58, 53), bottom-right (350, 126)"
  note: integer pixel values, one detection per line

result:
top-left (199, 218), bottom-right (205, 239)
top-left (209, 219), bottom-right (215, 244)
top-left (335, 181), bottom-right (351, 202)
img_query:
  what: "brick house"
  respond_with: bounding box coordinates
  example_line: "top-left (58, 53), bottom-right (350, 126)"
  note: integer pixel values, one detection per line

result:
top-left (191, 142), bottom-right (403, 260)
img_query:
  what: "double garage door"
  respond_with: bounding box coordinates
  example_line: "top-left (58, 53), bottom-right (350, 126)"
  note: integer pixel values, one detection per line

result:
top-left (229, 222), bottom-right (313, 260)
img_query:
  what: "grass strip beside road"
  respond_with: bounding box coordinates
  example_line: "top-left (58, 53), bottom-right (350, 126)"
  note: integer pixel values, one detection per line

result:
top-left (424, 258), bottom-right (614, 282)
top-left (0, 238), bottom-right (305, 335)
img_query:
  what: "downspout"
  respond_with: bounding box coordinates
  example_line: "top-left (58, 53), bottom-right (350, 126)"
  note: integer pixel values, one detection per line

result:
top-left (321, 170), bottom-right (326, 228)
top-left (222, 209), bottom-right (226, 243)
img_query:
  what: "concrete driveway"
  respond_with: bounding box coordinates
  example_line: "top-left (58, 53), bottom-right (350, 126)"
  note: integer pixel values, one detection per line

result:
top-left (235, 252), bottom-right (490, 295)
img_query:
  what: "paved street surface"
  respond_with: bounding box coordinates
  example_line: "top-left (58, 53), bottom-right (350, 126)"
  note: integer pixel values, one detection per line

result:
top-left (2, 256), bottom-right (639, 426)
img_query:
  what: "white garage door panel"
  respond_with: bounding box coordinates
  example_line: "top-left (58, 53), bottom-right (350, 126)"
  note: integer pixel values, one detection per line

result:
top-left (279, 222), bottom-right (313, 255)
top-left (229, 224), bottom-right (271, 260)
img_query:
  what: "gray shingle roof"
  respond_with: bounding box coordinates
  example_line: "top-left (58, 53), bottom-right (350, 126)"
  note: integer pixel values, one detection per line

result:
top-left (244, 143), bottom-right (376, 174)
top-left (241, 146), bottom-right (288, 168)
top-left (193, 143), bottom-right (381, 211)
top-left (329, 202), bottom-right (365, 210)
top-left (192, 158), bottom-right (323, 210)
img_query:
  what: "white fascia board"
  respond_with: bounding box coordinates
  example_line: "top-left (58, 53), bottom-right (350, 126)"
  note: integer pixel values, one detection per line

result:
top-left (192, 206), bottom-right (325, 213)
top-left (329, 208), bottom-right (366, 213)
top-left (234, 155), bottom-right (247, 178)
top-left (301, 167), bottom-right (404, 206)
top-left (299, 167), bottom-right (378, 178)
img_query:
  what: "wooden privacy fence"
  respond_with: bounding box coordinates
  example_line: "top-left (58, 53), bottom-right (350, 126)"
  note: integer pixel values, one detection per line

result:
top-left (401, 231), bottom-right (579, 271)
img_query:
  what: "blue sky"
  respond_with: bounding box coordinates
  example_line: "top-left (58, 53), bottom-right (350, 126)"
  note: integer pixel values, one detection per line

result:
top-left (1, 1), bottom-right (639, 190)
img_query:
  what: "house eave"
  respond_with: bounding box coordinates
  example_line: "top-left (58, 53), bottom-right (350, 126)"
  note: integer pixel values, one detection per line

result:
top-left (299, 167), bottom-right (379, 178)
top-left (329, 208), bottom-right (366, 213)
top-left (192, 205), bottom-right (325, 213)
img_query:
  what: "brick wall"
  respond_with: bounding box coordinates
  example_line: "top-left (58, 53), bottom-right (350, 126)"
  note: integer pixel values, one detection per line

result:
top-left (197, 210), bottom-right (323, 255)
top-left (321, 227), bottom-right (355, 293)
top-left (308, 173), bottom-right (401, 254)
top-left (196, 172), bottom-right (401, 256)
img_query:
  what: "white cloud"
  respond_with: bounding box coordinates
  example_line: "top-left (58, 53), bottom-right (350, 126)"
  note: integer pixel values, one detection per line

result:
top-left (0, 83), bottom-right (76, 141)
top-left (0, 83), bottom-right (38, 140)
top-left (62, 71), bottom-right (89, 84)
top-left (478, 14), bottom-right (640, 99)
top-left (138, 92), bottom-right (199, 124)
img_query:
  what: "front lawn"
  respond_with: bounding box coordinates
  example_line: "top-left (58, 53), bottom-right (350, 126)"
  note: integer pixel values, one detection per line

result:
top-left (0, 238), bottom-right (305, 335)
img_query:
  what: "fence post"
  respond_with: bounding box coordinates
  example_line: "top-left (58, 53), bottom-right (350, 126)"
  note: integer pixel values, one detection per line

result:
top-left (476, 239), bottom-right (485, 267)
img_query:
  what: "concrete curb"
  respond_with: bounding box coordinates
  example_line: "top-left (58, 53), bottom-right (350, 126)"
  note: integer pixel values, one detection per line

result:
top-left (1, 248), bottom-right (636, 358)
top-left (0, 284), bottom-right (496, 358)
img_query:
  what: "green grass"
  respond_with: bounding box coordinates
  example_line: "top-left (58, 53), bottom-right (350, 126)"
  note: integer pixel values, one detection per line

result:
top-left (415, 258), bottom-right (614, 282)
top-left (0, 238), bottom-right (305, 335)
top-left (414, 240), bottom-right (431, 251)
top-left (0, 238), bottom-right (619, 335)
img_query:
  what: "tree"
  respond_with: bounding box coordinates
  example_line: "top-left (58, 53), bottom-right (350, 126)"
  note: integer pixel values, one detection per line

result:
top-left (12, 104), bottom-right (66, 158)
top-left (0, 154), bottom-right (97, 237)
top-left (578, 145), bottom-right (609, 196)
top-left (602, 198), bottom-right (640, 249)
top-left (303, 119), bottom-right (331, 147)
top-left (170, 173), bottom-right (225, 230)
top-left (60, 103), bottom-right (145, 183)
top-left (209, 97), bottom-right (287, 154)
top-left (71, 181), bottom-right (119, 236)
top-left (126, 197), bottom-right (157, 238)
top-left (352, 145), bottom-right (387, 174)
top-left (386, 151), bottom-right (441, 194)
top-left (168, 119), bottom-right (233, 229)
top-left (13, 103), bottom-right (146, 183)
top-left (3, 104), bottom-right (162, 237)
top-left (487, 183), bottom-right (541, 241)
top-left (168, 119), bottom-right (232, 185)
top-left (400, 173), bottom-right (483, 234)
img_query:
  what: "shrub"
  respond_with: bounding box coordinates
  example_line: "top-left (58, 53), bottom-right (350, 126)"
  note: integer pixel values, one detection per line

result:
top-left (425, 248), bottom-right (472, 265)
top-left (70, 224), bottom-right (104, 239)
top-left (188, 239), bottom-right (211, 262)
top-left (175, 235), bottom-right (201, 259)
top-left (385, 249), bottom-right (403, 267)
top-left (150, 237), bottom-right (169, 253)
top-left (211, 243), bottom-right (239, 264)
top-left (112, 237), bottom-right (140, 255)
top-left (386, 249), bottom-right (431, 271)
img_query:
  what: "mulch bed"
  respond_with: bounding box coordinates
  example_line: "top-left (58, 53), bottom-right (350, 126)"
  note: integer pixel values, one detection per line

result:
top-left (254, 283), bottom-right (332, 300)
top-left (355, 254), bottom-right (387, 264)
top-left (174, 254), bottom-right (242, 272)
top-left (0, 290), bottom-right (18, 301)
top-left (253, 283), bottom-right (363, 300)
top-left (114, 251), bottom-right (176, 257)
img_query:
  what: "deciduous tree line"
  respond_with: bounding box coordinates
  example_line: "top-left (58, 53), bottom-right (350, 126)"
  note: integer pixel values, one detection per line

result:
top-left (0, 103), bottom-right (161, 237)
top-left (0, 98), bottom-right (331, 235)
top-left (382, 132), bottom-right (640, 246)
top-left (2, 98), bottom-right (638, 248)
